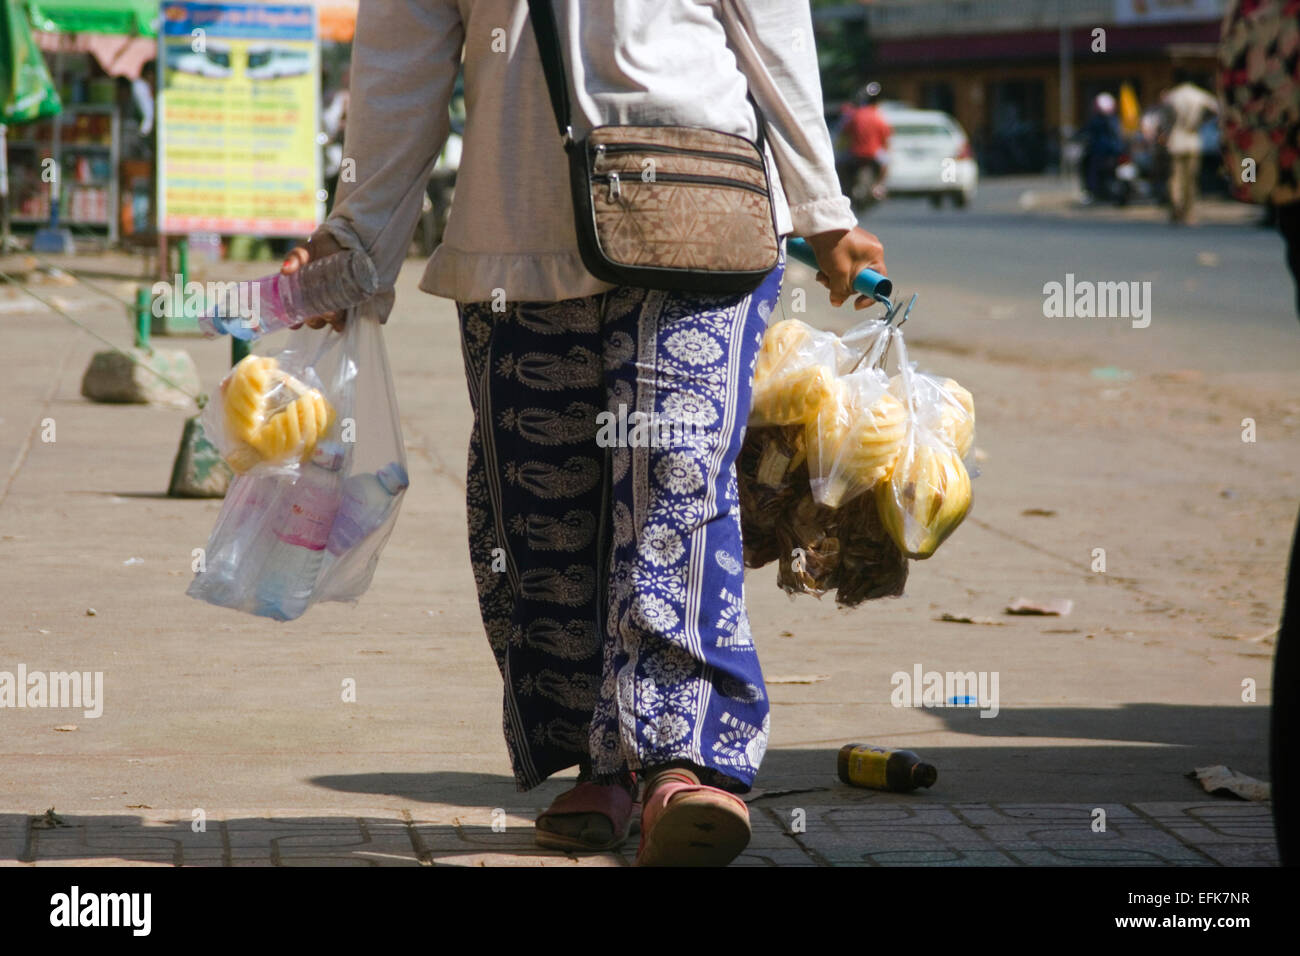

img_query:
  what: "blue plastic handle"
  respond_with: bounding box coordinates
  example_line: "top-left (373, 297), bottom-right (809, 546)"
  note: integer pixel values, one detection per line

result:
top-left (786, 237), bottom-right (893, 303)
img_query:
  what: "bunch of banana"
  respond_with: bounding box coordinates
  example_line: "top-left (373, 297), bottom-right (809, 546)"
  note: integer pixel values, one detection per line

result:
top-left (937, 378), bottom-right (975, 459)
top-left (806, 379), bottom-right (908, 507)
top-left (890, 373), bottom-right (975, 460)
top-left (875, 436), bottom-right (972, 559)
top-left (221, 355), bottom-right (335, 473)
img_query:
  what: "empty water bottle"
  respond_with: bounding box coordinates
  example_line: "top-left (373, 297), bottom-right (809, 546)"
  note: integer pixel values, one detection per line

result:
top-left (200, 249), bottom-right (379, 340)
top-left (189, 474), bottom-right (280, 608)
top-left (326, 462), bottom-right (410, 556)
top-left (255, 441), bottom-right (347, 620)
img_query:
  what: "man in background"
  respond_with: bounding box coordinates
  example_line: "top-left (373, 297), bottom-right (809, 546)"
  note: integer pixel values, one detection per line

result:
top-left (1081, 92), bottom-right (1122, 203)
top-left (1164, 70), bottom-right (1219, 224)
top-left (838, 81), bottom-right (891, 205)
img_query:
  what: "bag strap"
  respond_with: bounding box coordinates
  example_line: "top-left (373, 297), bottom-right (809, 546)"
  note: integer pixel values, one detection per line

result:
top-left (526, 0), bottom-right (575, 148)
top-left (526, 0), bottom-right (768, 155)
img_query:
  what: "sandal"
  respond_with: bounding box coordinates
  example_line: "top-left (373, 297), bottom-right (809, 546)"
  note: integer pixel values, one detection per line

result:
top-left (635, 768), bottom-right (751, 867)
top-left (535, 777), bottom-right (639, 852)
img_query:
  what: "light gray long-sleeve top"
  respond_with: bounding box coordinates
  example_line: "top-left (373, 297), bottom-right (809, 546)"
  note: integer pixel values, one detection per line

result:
top-left (322, 0), bottom-right (856, 311)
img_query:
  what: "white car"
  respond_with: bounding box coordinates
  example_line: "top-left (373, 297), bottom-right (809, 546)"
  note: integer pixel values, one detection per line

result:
top-left (879, 106), bottom-right (978, 208)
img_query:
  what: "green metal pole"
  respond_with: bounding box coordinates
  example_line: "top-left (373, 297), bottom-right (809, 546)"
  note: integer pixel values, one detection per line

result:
top-left (134, 286), bottom-right (151, 349)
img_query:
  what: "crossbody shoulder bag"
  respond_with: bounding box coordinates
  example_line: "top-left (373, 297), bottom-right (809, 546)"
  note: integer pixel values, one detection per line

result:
top-left (526, 0), bottom-right (781, 293)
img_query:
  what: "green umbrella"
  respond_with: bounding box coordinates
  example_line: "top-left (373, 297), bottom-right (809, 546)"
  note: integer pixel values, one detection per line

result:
top-left (2, 1), bottom-right (62, 124)
top-left (25, 0), bottom-right (159, 36)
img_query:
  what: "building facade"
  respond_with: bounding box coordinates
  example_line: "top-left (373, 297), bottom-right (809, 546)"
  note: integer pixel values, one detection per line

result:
top-left (857, 0), bottom-right (1228, 172)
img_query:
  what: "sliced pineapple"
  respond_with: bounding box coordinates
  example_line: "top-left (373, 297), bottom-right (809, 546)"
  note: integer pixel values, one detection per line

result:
top-left (221, 354), bottom-right (335, 470)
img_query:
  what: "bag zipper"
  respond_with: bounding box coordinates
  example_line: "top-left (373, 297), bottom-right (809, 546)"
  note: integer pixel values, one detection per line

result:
top-left (592, 170), bottom-right (768, 200)
top-left (594, 142), bottom-right (764, 171)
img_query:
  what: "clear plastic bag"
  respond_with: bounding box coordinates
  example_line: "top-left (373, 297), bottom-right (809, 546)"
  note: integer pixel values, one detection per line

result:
top-left (188, 312), bottom-right (409, 620)
top-left (748, 319), bottom-right (851, 427)
top-left (740, 312), bottom-right (976, 604)
top-left (874, 336), bottom-right (973, 560)
top-left (742, 316), bottom-right (909, 606)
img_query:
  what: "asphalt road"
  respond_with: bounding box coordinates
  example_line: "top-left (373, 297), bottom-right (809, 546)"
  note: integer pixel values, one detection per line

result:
top-left (845, 177), bottom-right (1298, 375)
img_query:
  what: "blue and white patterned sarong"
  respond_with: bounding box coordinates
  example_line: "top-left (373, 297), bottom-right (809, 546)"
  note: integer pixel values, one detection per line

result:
top-left (457, 254), bottom-right (784, 792)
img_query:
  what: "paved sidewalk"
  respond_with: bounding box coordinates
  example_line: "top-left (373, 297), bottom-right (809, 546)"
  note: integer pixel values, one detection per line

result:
top-left (0, 801), bottom-right (1277, 867)
top-left (0, 248), bottom-right (1291, 867)
top-left (1009, 177), bottom-right (1259, 226)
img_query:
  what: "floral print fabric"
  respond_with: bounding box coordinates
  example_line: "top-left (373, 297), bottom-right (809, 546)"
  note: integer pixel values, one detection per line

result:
top-left (457, 255), bottom-right (784, 792)
top-left (1218, 0), bottom-right (1300, 205)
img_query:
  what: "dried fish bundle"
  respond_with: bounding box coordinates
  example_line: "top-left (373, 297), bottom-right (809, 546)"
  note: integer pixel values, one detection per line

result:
top-left (739, 424), bottom-right (908, 606)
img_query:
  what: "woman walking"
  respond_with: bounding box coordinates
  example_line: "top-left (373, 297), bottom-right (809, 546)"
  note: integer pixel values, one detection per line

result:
top-left (287, 0), bottom-right (886, 866)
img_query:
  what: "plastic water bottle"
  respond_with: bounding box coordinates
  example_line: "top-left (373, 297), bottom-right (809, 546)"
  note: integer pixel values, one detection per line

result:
top-left (254, 442), bottom-right (347, 621)
top-left (190, 474), bottom-right (280, 608)
top-left (326, 462), bottom-right (410, 556)
top-left (200, 249), bottom-right (379, 340)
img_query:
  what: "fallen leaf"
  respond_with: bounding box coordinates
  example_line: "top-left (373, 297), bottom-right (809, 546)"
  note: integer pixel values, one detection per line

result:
top-left (1006, 598), bottom-right (1073, 617)
top-left (125, 804), bottom-right (152, 810)
top-left (766, 674), bottom-right (830, 684)
top-left (54, 724), bottom-right (78, 732)
top-left (936, 613), bottom-right (1005, 626)
top-left (1021, 508), bottom-right (1056, 517)
top-left (85, 608), bottom-right (97, 616)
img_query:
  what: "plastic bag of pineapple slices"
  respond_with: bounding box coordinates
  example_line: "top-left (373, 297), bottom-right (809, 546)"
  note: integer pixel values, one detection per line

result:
top-left (740, 314), bottom-right (976, 604)
top-left (748, 318), bottom-right (852, 428)
top-left (875, 333), bottom-right (975, 559)
top-left (189, 312), bottom-right (410, 617)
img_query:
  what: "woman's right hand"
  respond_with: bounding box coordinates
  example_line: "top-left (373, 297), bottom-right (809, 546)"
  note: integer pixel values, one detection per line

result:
top-left (281, 230), bottom-right (347, 331)
top-left (805, 226), bottom-right (888, 310)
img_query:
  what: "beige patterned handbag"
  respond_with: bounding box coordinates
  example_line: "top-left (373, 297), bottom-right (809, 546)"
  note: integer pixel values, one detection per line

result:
top-left (528, 0), bottom-right (781, 293)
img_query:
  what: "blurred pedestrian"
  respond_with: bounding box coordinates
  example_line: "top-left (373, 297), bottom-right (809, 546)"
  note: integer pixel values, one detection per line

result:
top-left (1218, 0), bottom-right (1300, 316)
top-left (1081, 92), bottom-right (1122, 203)
top-left (1217, 0), bottom-right (1300, 870)
top-left (837, 81), bottom-right (892, 205)
top-left (282, 0), bottom-right (886, 867)
top-left (1164, 70), bottom-right (1219, 224)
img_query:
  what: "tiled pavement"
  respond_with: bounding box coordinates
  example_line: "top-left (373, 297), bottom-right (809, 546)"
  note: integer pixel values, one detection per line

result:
top-left (0, 802), bottom-right (1276, 867)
